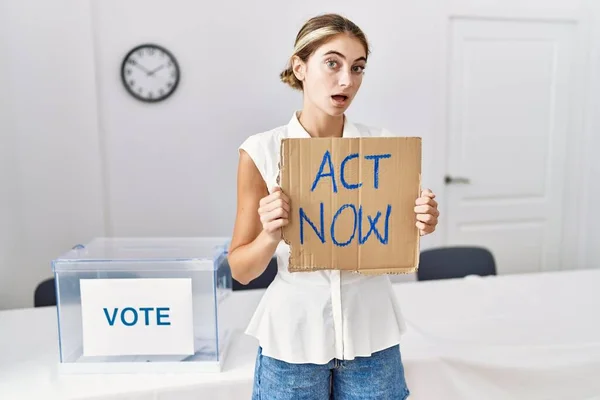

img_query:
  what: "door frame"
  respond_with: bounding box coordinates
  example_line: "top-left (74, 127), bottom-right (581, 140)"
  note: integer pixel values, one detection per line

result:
top-left (432, 2), bottom-right (592, 270)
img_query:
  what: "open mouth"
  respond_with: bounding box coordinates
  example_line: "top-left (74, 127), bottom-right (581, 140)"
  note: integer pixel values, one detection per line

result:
top-left (331, 94), bottom-right (349, 104)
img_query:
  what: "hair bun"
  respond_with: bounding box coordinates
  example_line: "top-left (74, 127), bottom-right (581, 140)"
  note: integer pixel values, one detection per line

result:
top-left (280, 67), bottom-right (303, 91)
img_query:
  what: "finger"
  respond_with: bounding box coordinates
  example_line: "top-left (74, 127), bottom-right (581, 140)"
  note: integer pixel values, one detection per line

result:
top-left (271, 188), bottom-right (290, 203)
top-left (415, 196), bottom-right (438, 208)
top-left (259, 192), bottom-right (278, 207)
top-left (416, 221), bottom-right (435, 235)
top-left (416, 213), bottom-right (437, 224)
top-left (272, 186), bottom-right (291, 204)
top-left (271, 207), bottom-right (289, 220)
top-left (259, 201), bottom-right (290, 215)
top-left (260, 190), bottom-right (290, 207)
top-left (414, 204), bottom-right (439, 216)
top-left (259, 198), bottom-right (290, 214)
top-left (265, 218), bottom-right (289, 232)
top-left (421, 188), bottom-right (435, 198)
top-left (279, 190), bottom-right (290, 204)
top-left (261, 208), bottom-right (289, 224)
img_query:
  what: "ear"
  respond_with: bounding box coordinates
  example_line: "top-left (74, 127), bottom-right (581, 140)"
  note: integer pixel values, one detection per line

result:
top-left (291, 55), bottom-right (306, 82)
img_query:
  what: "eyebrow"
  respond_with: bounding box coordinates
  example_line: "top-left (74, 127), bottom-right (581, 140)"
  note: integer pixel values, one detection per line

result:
top-left (323, 50), bottom-right (367, 63)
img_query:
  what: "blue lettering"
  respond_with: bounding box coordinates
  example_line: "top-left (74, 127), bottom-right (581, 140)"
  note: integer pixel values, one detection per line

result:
top-left (157, 307), bottom-right (171, 326)
top-left (340, 153), bottom-right (362, 190)
top-left (364, 154), bottom-right (391, 189)
top-left (331, 204), bottom-right (357, 247)
top-left (120, 307), bottom-right (138, 327)
top-left (359, 205), bottom-right (392, 244)
top-left (139, 307), bottom-right (153, 326)
top-left (300, 203), bottom-right (325, 244)
top-left (103, 307), bottom-right (173, 326)
top-left (103, 307), bottom-right (118, 326)
top-left (311, 150), bottom-right (337, 193)
top-left (299, 151), bottom-right (394, 248)
top-left (297, 203), bottom-right (392, 247)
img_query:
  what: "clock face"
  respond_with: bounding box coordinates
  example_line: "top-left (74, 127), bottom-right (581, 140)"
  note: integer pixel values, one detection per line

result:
top-left (121, 44), bottom-right (180, 103)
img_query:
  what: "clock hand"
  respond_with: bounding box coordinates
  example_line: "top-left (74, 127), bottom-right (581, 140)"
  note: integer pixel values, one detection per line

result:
top-left (131, 61), bottom-right (152, 74)
top-left (147, 64), bottom-right (165, 76)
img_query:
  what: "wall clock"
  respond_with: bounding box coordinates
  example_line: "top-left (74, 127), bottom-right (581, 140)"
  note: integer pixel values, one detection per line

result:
top-left (121, 43), bottom-right (180, 103)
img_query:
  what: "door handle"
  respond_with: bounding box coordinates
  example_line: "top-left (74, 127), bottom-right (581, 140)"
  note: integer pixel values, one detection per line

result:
top-left (445, 175), bottom-right (470, 184)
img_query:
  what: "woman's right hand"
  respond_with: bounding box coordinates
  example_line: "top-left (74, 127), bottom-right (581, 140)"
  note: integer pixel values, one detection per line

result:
top-left (258, 186), bottom-right (290, 242)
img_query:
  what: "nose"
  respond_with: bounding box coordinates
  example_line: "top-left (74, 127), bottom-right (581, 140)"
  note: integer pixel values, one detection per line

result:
top-left (338, 68), bottom-right (353, 87)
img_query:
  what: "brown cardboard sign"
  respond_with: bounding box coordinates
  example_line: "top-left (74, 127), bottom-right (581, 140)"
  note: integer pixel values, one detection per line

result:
top-left (280, 137), bottom-right (421, 274)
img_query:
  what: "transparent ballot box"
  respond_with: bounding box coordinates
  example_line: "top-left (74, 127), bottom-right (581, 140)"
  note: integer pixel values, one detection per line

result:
top-left (51, 237), bottom-right (233, 373)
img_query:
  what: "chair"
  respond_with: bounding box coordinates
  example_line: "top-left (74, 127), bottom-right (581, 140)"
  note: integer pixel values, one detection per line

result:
top-left (34, 278), bottom-right (57, 307)
top-left (416, 246), bottom-right (496, 281)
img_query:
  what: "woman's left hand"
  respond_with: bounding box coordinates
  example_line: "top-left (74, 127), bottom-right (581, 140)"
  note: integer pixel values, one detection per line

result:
top-left (414, 189), bottom-right (439, 236)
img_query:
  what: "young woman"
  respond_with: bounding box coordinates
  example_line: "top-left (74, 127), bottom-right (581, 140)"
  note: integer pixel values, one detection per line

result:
top-left (228, 13), bottom-right (439, 400)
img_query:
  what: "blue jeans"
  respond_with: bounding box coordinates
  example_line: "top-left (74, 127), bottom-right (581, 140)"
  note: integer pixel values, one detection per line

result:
top-left (252, 345), bottom-right (410, 399)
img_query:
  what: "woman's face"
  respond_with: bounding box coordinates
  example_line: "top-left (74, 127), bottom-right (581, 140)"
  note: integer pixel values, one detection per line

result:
top-left (293, 33), bottom-right (367, 117)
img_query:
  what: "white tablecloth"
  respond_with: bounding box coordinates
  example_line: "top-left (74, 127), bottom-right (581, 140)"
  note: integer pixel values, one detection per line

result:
top-left (1, 269), bottom-right (600, 399)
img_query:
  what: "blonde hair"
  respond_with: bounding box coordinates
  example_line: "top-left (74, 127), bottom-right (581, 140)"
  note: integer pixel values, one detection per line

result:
top-left (280, 14), bottom-right (370, 91)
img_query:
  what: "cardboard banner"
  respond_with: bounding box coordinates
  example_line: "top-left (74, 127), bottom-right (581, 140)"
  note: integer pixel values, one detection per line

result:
top-left (280, 137), bottom-right (421, 274)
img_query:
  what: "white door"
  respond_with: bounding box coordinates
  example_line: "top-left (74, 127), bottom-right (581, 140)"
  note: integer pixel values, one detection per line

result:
top-left (444, 17), bottom-right (577, 274)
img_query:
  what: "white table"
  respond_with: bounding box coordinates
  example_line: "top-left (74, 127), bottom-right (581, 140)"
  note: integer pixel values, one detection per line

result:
top-left (1, 269), bottom-right (600, 400)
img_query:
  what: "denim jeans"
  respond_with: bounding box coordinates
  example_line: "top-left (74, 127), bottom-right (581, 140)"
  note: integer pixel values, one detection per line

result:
top-left (251, 344), bottom-right (410, 399)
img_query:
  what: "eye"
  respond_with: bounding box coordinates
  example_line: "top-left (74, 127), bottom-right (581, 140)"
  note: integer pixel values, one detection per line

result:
top-left (325, 59), bottom-right (338, 69)
top-left (352, 65), bottom-right (366, 74)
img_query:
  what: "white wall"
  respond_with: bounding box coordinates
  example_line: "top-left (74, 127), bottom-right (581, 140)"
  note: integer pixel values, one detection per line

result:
top-left (0, 0), bottom-right (105, 309)
top-left (582, 0), bottom-right (600, 268)
top-left (0, 0), bottom-right (598, 309)
top-left (90, 0), bottom-right (445, 241)
top-left (0, 1), bottom-right (21, 307)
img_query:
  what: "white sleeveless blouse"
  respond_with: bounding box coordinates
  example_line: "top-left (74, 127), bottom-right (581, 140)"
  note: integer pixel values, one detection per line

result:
top-left (239, 112), bottom-right (407, 365)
